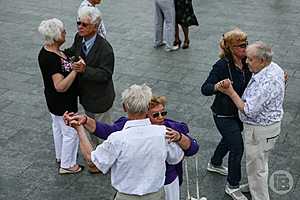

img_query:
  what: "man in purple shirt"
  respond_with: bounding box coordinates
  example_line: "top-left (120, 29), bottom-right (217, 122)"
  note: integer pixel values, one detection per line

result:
top-left (64, 95), bottom-right (199, 200)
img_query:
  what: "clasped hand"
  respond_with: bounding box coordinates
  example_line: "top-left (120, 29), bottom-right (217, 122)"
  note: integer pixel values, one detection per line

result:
top-left (72, 57), bottom-right (86, 73)
top-left (215, 79), bottom-right (234, 95)
top-left (63, 111), bottom-right (86, 130)
top-left (165, 127), bottom-right (181, 143)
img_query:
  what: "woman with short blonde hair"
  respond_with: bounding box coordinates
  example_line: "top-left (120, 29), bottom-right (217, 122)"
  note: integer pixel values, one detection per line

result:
top-left (201, 28), bottom-right (252, 200)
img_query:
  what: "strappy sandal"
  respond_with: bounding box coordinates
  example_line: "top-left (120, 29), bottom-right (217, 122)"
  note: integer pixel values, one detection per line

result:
top-left (173, 40), bottom-right (182, 47)
top-left (182, 40), bottom-right (190, 49)
top-left (59, 164), bottom-right (84, 175)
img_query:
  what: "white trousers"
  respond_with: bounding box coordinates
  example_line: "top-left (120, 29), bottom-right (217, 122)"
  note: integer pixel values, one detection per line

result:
top-left (164, 176), bottom-right (180, 200)
top-left (243, 122), bottom-right (281, 200)
top-left (50, 113), bottom-right (79, 168)
top-left (154, 0), bottom-right (175, 47)
top-left (85, 108), bottom-right (112, 147)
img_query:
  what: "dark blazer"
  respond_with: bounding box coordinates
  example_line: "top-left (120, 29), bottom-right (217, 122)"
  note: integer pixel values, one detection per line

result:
top-left (65, 33), bottom-right (115, 113)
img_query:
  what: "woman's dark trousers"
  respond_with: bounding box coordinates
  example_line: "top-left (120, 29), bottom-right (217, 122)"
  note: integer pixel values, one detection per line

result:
top-left (211, 116), bottom-right (244, 187)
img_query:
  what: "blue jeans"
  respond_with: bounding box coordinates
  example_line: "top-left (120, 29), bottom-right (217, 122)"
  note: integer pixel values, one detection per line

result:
top-left (211, 115), bottom-right (244, 187)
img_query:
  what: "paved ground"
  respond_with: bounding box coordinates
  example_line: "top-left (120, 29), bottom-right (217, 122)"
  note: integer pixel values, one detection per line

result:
top-left (0, 0), bottom-right (299, 199)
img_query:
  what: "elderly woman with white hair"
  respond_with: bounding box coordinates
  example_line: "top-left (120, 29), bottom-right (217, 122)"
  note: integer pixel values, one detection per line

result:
top-left (66, 84), bottom-right (184, 200)
top-left (38, 18), bottom-right (85, 174)
top-left (218, 41), bottom-right (285, 200)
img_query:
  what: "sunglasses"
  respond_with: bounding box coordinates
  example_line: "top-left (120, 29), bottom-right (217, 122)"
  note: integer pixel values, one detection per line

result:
top-left (234, 41), bottom-right (248, 48)
top-left (152, 111), bottom-right (168, 118)
top-left (76, 21), bottom-right (90, 27)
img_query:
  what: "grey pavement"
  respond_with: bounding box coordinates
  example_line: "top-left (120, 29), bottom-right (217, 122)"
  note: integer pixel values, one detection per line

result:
top-left (0, 0), bottom-right (299, 199)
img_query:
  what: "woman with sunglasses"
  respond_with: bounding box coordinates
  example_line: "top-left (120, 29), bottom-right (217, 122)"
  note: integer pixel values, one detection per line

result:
top-left (201, 28), bottom-right (252, 200)
top-left (63, 96), bottom-right (199, 200)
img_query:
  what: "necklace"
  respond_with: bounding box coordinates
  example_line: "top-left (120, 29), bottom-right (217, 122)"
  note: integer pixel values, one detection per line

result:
top-left (44, 45), bottom-right (65, 58)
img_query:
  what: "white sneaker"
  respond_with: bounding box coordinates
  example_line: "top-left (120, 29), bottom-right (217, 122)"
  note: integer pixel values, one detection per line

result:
top-left (207, 162), bottom-right (228, 176)
top-left (225, 184), bottom-right (248, 200)
top-left (190, 197), bottom-right (207, 200)
top-left (239, 183), bottom-right (250, 193)
top-left (164, 45), bottom-right (179, 52)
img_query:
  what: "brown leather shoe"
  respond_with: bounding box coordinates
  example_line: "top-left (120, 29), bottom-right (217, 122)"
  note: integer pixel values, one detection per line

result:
top-left (85, 160), bottom-right (101, 174)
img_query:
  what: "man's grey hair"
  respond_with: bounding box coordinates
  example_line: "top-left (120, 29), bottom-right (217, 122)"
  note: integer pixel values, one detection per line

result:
top-left (248, 41), bottom-right (273, 63)
top-left (38, 18), bottom-right (64, 45)
top-left (121, 84), bottom-right (152, 114)
top-left (78, 6), bottom-right (102, 25)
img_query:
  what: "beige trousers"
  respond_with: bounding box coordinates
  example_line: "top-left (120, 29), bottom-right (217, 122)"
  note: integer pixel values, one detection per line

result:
top-left (114, 188), bottom-right (165, 200)
top-left (243, 122), bottom-right (281, 200)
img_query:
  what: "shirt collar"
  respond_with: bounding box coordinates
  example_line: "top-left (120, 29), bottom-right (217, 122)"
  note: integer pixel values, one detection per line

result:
top-left (82, 34), bottom-right (97, 49)
top-left (123, 118), bottom-right (152, 130)
top-left (252, 62), bottom-right (272, 82)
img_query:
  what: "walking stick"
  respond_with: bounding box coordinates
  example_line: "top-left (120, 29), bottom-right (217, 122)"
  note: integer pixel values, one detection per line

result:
top-left (185, 156), bottom-right (207, 200)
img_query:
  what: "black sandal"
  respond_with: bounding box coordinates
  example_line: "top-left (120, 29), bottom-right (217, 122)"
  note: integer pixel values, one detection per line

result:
top-left (173, 40), bottom-right (182, 47)
top-left (182, 40), bottom-right (190, 49)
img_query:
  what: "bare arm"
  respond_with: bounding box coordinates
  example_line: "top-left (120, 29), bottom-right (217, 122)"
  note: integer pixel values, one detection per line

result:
top-left (76, 125), bottom-right (93, 162)
top-left (52, 70), bottom-right (77, 93)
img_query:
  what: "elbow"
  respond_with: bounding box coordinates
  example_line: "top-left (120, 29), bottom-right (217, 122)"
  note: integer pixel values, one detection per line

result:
top-left (184, 139), bottom-right (199, 156)
top-left (201, 85), bottom-right (212, 96)
top-left (54, 84), bottom-right (67, 93)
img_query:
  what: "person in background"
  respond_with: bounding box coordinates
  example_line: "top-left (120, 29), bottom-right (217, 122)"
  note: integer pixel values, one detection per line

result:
top-left (201, 28), bottom-right (251, 200)
top-left (64, 6), bottom-right (115, 174)
top-left (64, 95), bottom-right (199, 200)
top-left (174, 0), bottom-right (199, 49)
top-left (79, 0), bottom-right (106, 38)
top-left (38, 18), bottom-right (85, 174)
top-left (218, 41), bottom-right (285, 200)
top-left (154, 0), bottom-right (180, 51)
top-left (66, 84), bottom-right (184, 200)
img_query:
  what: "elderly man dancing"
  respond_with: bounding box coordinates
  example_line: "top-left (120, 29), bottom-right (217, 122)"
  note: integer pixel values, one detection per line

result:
top-left (66, 84), bottom-right (184, 200)
top-left (218, 41), bottom-right (285, 200)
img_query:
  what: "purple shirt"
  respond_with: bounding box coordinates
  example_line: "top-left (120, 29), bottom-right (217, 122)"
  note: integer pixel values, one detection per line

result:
top-left (93, 117), bottom-right (199, 185)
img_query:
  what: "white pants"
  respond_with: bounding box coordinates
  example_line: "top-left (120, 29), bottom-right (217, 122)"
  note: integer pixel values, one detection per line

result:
top-left (154, 0), bottom-right (175, 47)
top-left (164, 176), bottom-right (180, 200)
top-left (85, 108), bottom-right (112, 147)
top-left (243, 122), bottom-right (281, 200)
top-left (50, 113), bottom-right (79, 168)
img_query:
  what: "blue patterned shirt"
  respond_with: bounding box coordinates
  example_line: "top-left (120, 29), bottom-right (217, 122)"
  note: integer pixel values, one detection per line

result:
top-left (239, 62), bottom-right (285, 126)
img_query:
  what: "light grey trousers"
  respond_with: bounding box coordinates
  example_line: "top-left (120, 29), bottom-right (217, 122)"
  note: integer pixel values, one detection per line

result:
top-left (243, 122), bottom-right (281, 200)
top-left (114, 188), bottom-right (165, 200)
top-left (154, 0), bottom-right (175, 47)
top-left (85, 108), bottom-right (112, 147)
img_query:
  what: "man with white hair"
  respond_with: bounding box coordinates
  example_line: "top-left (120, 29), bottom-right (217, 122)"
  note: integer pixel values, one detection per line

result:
top-left (68, 84), bottom-right (184, 200)
top-left (65, 6), bottom-right (115, 170)
top-left (79, 0), bottom-right (106, 38)
top-left (218, 41), bottom-right (285, 200)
